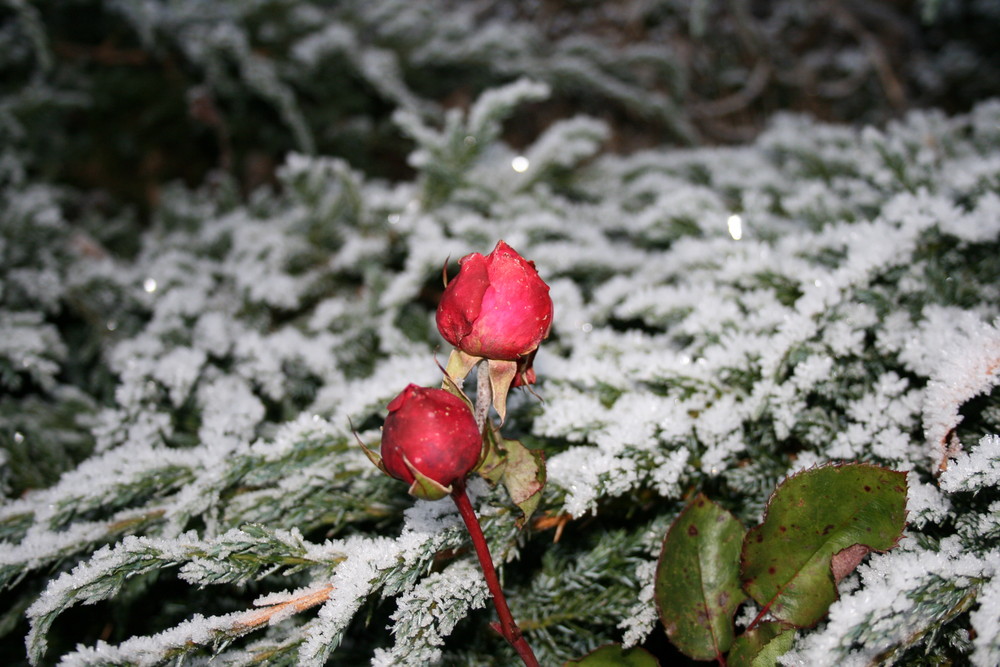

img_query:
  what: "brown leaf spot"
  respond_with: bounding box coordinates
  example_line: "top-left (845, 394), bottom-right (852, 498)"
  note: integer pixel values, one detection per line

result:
top-left (688, 524), bottom-right (699, 536)
top-left (821, 524), bottom-right (835, 535)
top-left (832, 543), bottom-right (871, 584)
top-left (756, 533), bottom-right (764, 543)
top-left (717, 591), bottom-right (729, 608)
top-left (779, 525), bottom-right (787, 533)
top-left (768, 566), bottom-right (776, 575)
top-left (864, 485), bottom-right (872, 492)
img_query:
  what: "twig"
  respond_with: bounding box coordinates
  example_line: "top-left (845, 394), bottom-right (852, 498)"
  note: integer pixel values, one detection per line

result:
top-left (235, 585), bottom-right (335, 629)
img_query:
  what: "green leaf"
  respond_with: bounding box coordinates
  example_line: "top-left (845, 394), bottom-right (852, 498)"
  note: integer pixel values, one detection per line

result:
top-left (475, 423), bottom-right (507, 484)
top-left (563, 643), bottom-right (659, 666)
top-left (500, 437), bottom-right (546, 528)
top-left (728, 622), bottom-right (796, 667)
top-left (655, 493), bottom-right (747, 661)
top-left (474, 425), bottom-right (545, 527)
top-left (741, 463), bottom-right (908, 628)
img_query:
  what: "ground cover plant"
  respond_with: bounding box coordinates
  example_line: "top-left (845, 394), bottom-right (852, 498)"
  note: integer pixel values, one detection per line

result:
top-left (2, 2), bottom-right (1000, 665)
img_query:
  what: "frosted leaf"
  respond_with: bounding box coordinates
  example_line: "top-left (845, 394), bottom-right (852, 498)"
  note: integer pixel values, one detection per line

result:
top-left (197, 375), bottom-right (264, 445)
top-left (57, 612), bottom-right (243, 666)
top-left (970, 574), bottom-right (1000, 667)
top-left (700, 433), bottom-right (746, 475)
top-left (695, 393), bottom-right (746, 444)
top-left (547, 449), bottom-right (639, 517)
top-left (920, 315), bottom-right (1000, 467)
top-left (790, 354), bottom-right (835, 391)
top-left (534, 385), bottom-right (608, 443)
top-left (192, 311), bottom-right (240, 356)
top-left (373, 560), bottom-right (488, 666)
top-left (290, 22), bottom-right (355, 66)
top-left (592, 391), bottom-right (675, 454)
top-left (521, 116), bottom-right (608, 175)
top-left (940, 434), bottom-right (1000, 493)
top-left (466, 79), bottom-right (550, 138)
top-left (152, 346), bottom-right (207, 407)
top-left (781, 540), bottom-right (995, 665)
top-left (651, 449), bottom-right (691, 498)
top-left (0, 312), bottom-right (66, 390)
top-left (940, 191), bottom-right (1000, 243)
top-left (906, 472), bottom-right (951, 528)
top-left (619, 559), bottom-right (658, 648)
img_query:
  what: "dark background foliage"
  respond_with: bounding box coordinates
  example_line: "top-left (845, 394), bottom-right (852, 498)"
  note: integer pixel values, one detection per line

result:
top-left (4, 1), bottom-right (999, 221)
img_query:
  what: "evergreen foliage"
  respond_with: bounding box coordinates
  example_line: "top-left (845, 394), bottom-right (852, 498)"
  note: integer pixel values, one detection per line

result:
top-left (2, 2), bottom-right (1000, 665)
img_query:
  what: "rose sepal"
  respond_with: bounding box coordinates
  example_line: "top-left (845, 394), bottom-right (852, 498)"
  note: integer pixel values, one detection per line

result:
top-left (354, 432), bottom-right (389, 476)
top-left (403, 455), bottom-right (453, 501)
top-left (442, 350), bottom-right (523, 424)
top-left (487, 359), bottom-right (518, 424)
top-left (441, 349), bottom-right (480, 402)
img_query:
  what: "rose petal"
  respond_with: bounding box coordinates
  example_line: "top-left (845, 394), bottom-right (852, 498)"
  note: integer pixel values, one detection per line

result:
top-left (436, 251), bottom-right (490, 348)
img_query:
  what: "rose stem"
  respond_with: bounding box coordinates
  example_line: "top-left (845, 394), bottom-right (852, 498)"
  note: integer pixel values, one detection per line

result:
top-left (451, 479), bottom-right (539, 667)
top-left (465, 362), bottom-right (538, 663)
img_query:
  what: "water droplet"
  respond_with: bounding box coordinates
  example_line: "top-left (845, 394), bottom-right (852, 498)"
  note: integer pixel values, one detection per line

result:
top-left (387, 213), bottom-right (400, 225)
top-left (13, 431), bottom-right (24, 444)
top-left (511, 156), bottom-right (530, 173)
top-left (581, 322), bottom-right (593, 333)
top-left (464, 135), bottom-right (477, 145)
top-left (143, 278), bottom-right (158, 293)
top-left (727, 214), bottom-right (743, 240)
top-left (107, 319), bottom-right (118, 331)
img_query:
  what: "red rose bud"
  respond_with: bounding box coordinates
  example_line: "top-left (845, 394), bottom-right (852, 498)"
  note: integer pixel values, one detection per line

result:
top-left (436, 240), bottom-right (553, 362)
top-left (380, 384), bottom-right (482, 499)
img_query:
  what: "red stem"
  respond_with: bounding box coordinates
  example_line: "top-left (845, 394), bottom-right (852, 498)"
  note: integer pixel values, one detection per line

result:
top-left (451, 480), bottom-right (539, 667)
top-left (746, 599), bottom-right (773, 633)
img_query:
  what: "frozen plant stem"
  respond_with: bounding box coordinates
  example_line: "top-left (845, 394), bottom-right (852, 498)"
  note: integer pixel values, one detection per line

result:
top-left (474, 361), bottom-right (491, 430)
top-left (451, 479), bottom-right (539, 667)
